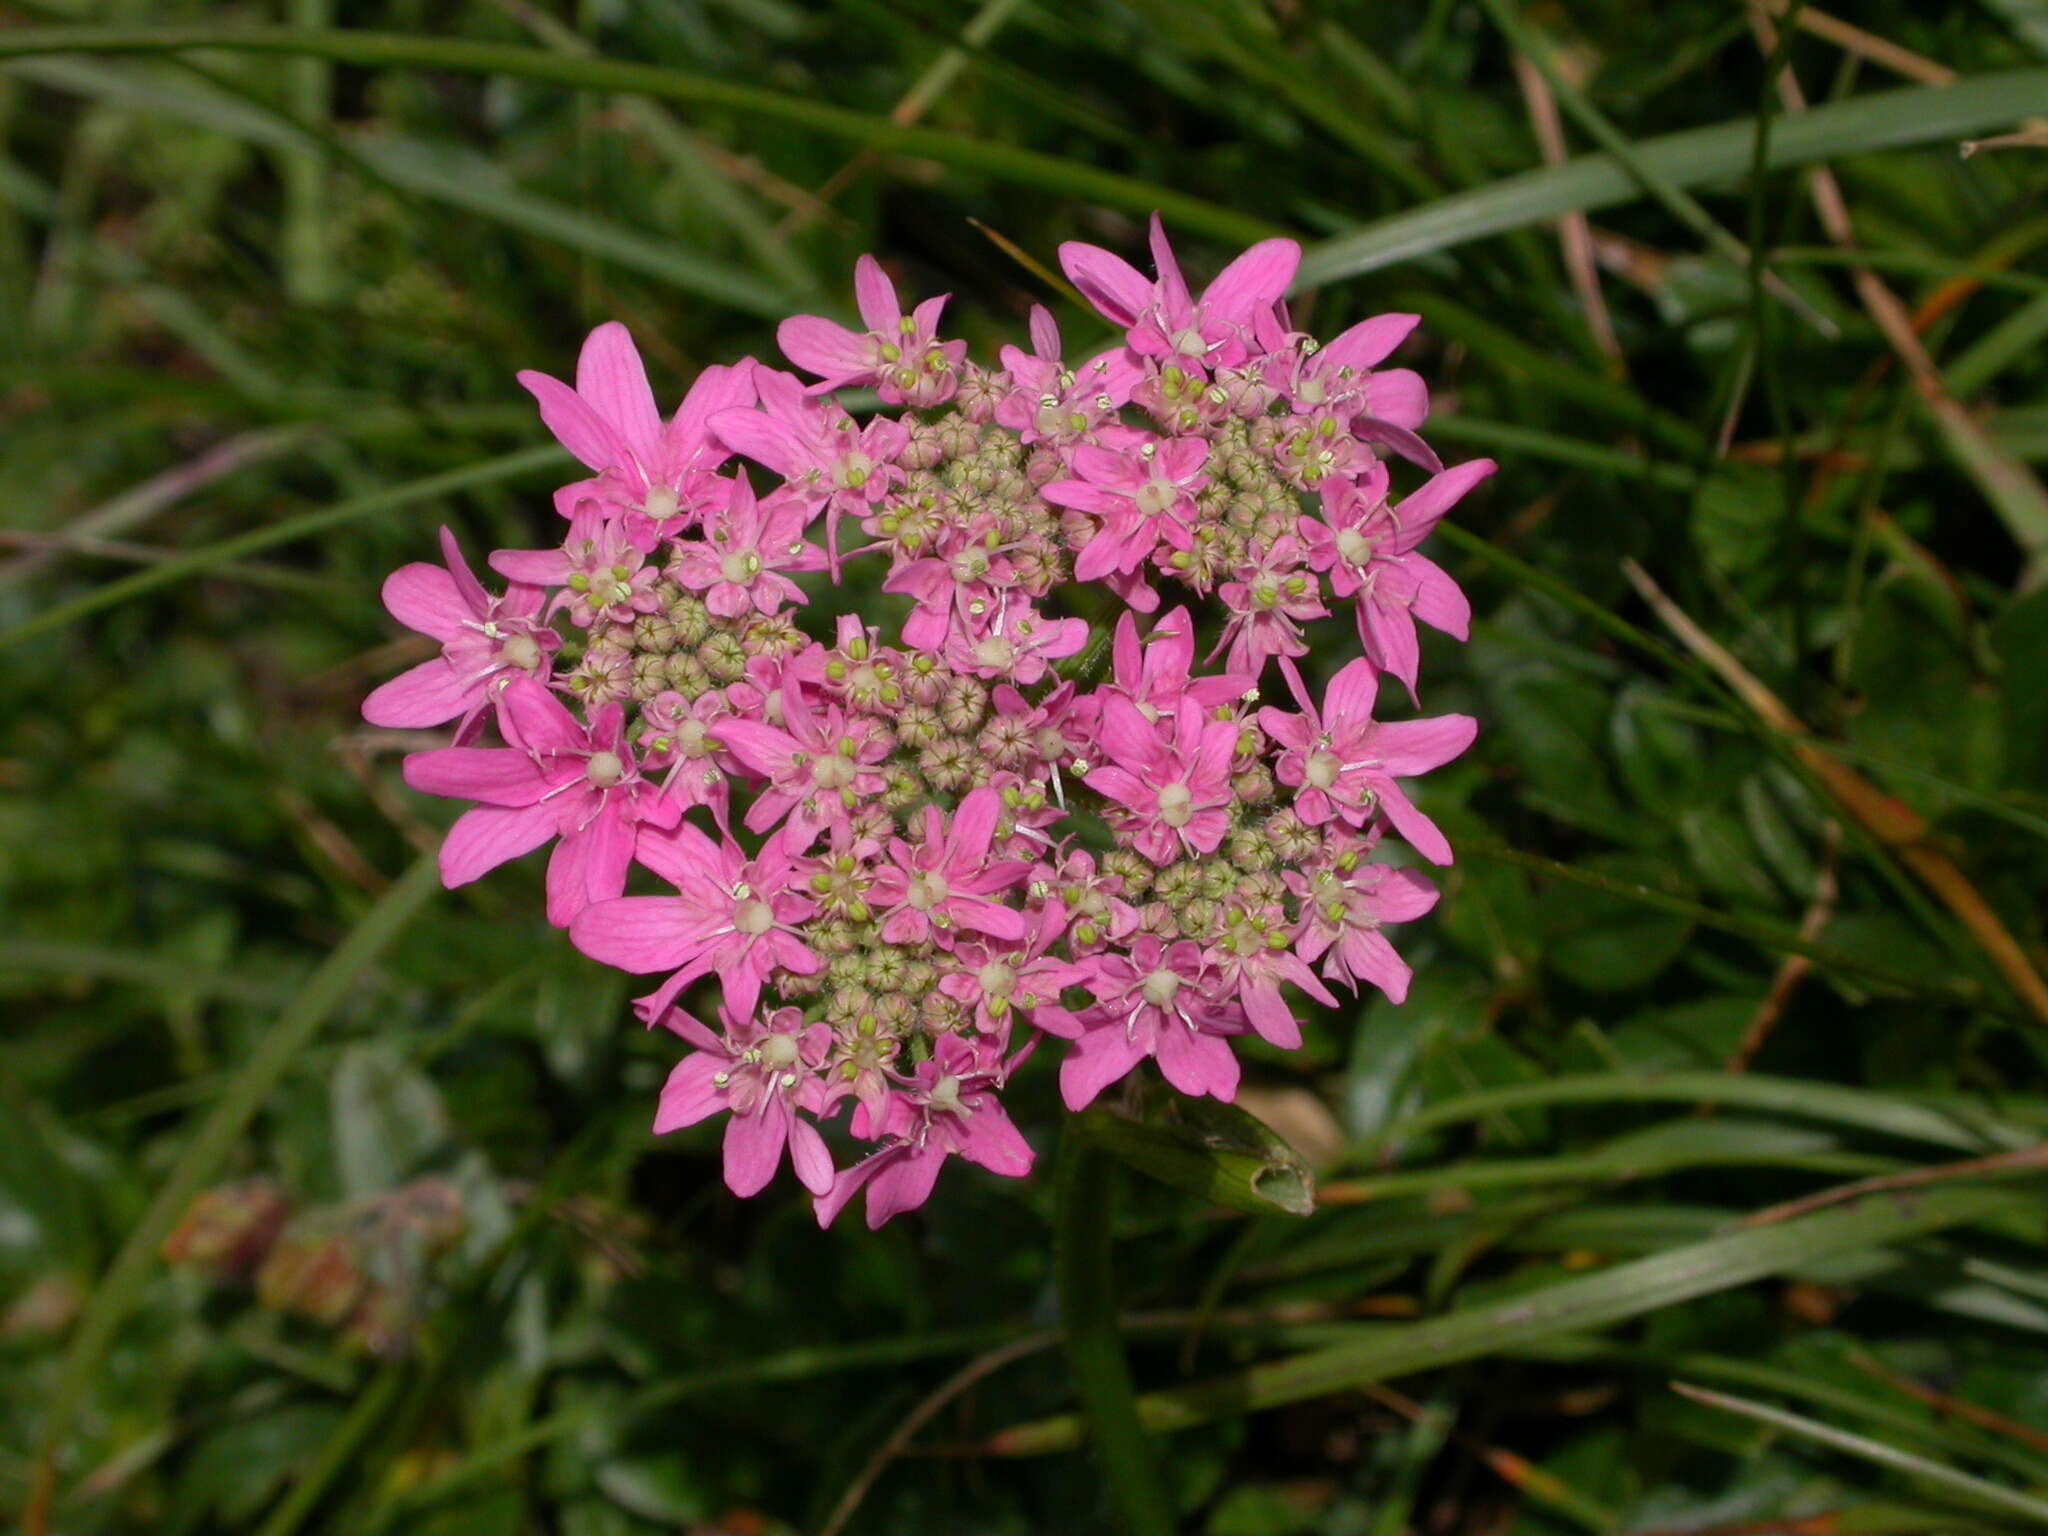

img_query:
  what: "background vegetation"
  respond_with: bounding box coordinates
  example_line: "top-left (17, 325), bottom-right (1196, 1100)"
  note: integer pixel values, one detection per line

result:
top-left (5, 2), bottom-right (2048, 1532)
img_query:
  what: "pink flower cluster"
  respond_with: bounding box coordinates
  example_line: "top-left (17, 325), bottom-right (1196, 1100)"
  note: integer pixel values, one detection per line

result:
top-left (365, 219), bottom-right (1491, 1228)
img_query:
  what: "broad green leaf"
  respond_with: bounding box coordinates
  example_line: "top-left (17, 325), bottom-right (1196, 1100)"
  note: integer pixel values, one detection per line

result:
top-left (1079, 1091), bottom-right (1317, 1217)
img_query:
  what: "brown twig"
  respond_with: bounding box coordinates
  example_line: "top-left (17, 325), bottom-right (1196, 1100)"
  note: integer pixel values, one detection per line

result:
top-left (1622, 558), bottom-right (2048, 1026)
top-left (1510, 53), bottom-right (1623, 371)
top-left (818, 1331), bottom-right (1058, 1536)
top-left (1845, 1349), bottom-right (2048, 1455)
top-left (1740, 1141), bottom-right (2048, 1228)
top-left (1726, 821), bottom-right (1842, 1076)
top-left (1747, 4), bottom-right (2048, 584)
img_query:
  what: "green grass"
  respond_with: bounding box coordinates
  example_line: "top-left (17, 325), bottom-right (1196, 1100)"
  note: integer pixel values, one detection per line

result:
top-left (6, 2), bottom-right (2048, 1533)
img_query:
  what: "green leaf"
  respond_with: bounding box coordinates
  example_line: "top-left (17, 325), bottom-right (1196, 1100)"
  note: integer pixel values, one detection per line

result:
top-left (30, 858), bottom-right (441, 1491)
top-left (988, 1182), bottom-right (2031, 1454)
top-left (1079, 1090), bottom-right (1317, 1218)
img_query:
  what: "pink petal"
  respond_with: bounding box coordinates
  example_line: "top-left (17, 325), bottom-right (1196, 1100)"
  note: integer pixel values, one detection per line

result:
top-left (1241, 976), bottom-right (1302, 1049)
top-left (403, 747), bottom-right (550, 806)
top-left (723, 1102), bottom-right (790, 1198)
top-left (862, 1145), bottom-right (944, 1228)
top-left (1146, 215), bottom-right (1192, 317)
top-left (362, 659), bottom-right (475, 728)
top-left (495, 676), bottom-right (584, 755)
top-left (948, 787), bottom-right (1001, 868)
top-left (1372, 714), bottom-right (1478, 777)
top-left (1362, 600), bottom-right (1421, 702)
top-left (952, 899), bottom-right (1027, 942)
top-left (1375, 867), bottom-right (1442, 924)
top-left (814, 1150), bottom-right (893, 1229)
top-left (1057, 242), bottom-right (1154, 326)
top-left (381, 562), bottom-right (467, 642)
top-left (438, 803), bottom-right (555, 887)
top-left (1322, 656), bottom-right (1382, 732)
top-left (1398, 458), bottom-right (1495, 531)
top-left (654, 1053), bottom-right (727, 1133)
top-left (776, 315), bottom-right (872, 383)
top-left (709, 408), bottom-right (808, 478)
top-left (1199, 237), bottom-right (1301, 321)
top-left (1373, 779), bottom-right (1455, 866)
top-left (574, 322), bottom-right (662, 461)
top-left (1341, 929), bottom-right (1413, 1004)
top-left (959, 1109), bottom-right (1033, 1177)
top-left (852, 254), bottom-right (900, 333)
top-left (787, 1116), bottom-right (836, 1197)
top-left (1058, 1027), bottom-right (1146, 1111)
top-left (568, 895), bottom-right (703, 973)
top-left (436, 527), bottom-right (491, 614)
top-left (1407, 555), bottom-right (1471, 641)
top-left (1320, 313), bottom-right (1419, 374)
top-left (1361, 369), bottom-right (1429, 430)
top-left (486, 547), bottom-right (568, 586)
top-left (516, 368), bottom-right (633, 474)
top-left (1155, 1025), bottom-right (1239, 1101)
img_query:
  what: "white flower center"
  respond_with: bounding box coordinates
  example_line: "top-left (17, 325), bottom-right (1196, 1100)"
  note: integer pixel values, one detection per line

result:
top-left (1155, 781), bottom-right (1193, 827)
top-left (906, 871), bottom-right (950, 911)
top-left (585, 751), bottom-right (625, 788)
top-left (500, 632), bottom-right (542, 670)
top-left (643, 485), bottom-right (680, 521)
top-left (1304, 751), bottom-right (1342, 790)
top-left (735, 898), bottom-right (774, 935)
top-left (1140, 969), bottom-right (1181, 1007)
top-left (1335, 528), bottom-right (1374, 566)
top-left (720, 550), bottom-right (760, 584)
top-left (758, 1033), bottom-right (800, 1069)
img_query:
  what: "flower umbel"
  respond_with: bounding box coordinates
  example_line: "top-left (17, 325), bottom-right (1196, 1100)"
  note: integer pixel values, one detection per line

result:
top-left (365, 225), bottom-right (1489, 1223)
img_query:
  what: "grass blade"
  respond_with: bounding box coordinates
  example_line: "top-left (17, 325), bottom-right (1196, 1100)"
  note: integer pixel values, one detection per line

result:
top-left (1672, 1381), bottom-right (2048, 1524)
top-left (1297, 69), bottom-right (2048, 283)
top-left (24, 856), bottom-right (441, 1532)
top-left (1053, 1133), bottom-right (1176, 1536)
top-left (0, 25), bottom-right (1282, 245)
top-left (0, 444), bottom-right (565, 652)
top-left (986, 1182), bottom-right (2031, 1454)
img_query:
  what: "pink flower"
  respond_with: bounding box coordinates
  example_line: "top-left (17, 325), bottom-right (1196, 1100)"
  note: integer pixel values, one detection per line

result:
top-left (1287, 842), bottom-right (1440, 1002)
top-left (1082, 695), bottom-right (1238, 865)
top-left (938, 911), bottom-right (1086, 1035)
top-left (993, 306), bottom-right (1142, 447)
top-left (489, 501), bottom-right (661, 630)
top-left (1305, 458), bottom-right (1491, 699)
top-left (653, 1005), bottom-right (838, 1197)
top-left (777, 255), bottom-right (968, 408)
top-left (668, 473), bottom-right (823, 619)
top-left (568, 823), bottom-right (818, 1022)
top-left (1205, 903), bottom-right (1338, 1050)
top-left (882, 514), bottom-right (1029, 653)
top-left (1258, 657), bottom-right (1476, 864)
top-left (814, 1035), bottom-right (1033, 1229)
top-left (1216, 536), bottom-right (1326, 677)
top-left (517, 321), bottom-right (753, 525)
top-left (868, 789), bottom-right (1031, 948)
top-left (1043, 438), bottom-right (1208, 585)
top-left (939, 599), bottom-right (1088, 687)
top-left (402, 676), bottom-right (680, 927)
top-left (711, 367), bottom-right (906, 572)
top-left (1099, 608), bottom-right (1255, 722)
top-left (1058, 937), bottom-right (1241, 1108)
top-left (708, 686), bottom-right (889, 846)
top-left (362, 526), bottom-right (557, 740)
top-left (1060, 216), bottom-right (1298, 370)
